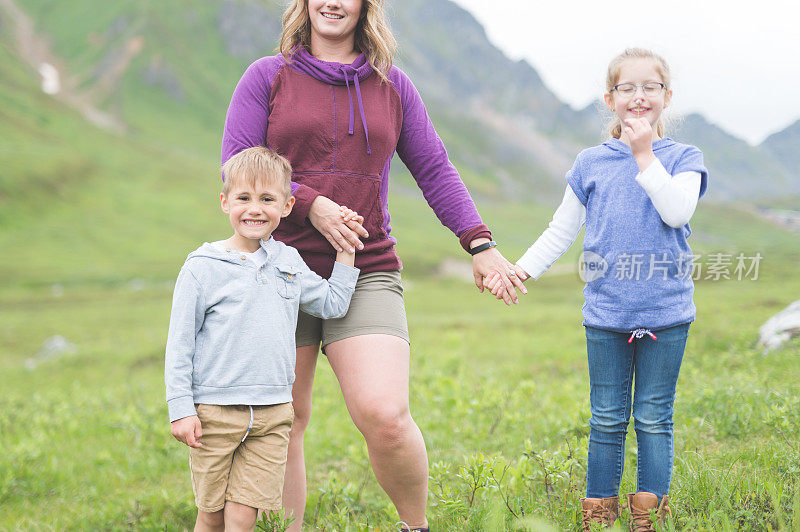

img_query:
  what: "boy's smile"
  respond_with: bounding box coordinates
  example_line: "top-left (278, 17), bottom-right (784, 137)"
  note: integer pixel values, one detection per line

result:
top-left (220, 180), bottom-right (295, 252)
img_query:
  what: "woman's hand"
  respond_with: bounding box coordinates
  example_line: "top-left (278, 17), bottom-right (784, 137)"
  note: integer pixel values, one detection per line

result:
top-left (308, 196), bottom-right (369, 253)
top-left (485, 264), bottom-right (530, 301)
top-left (471, 243), bottom-right (528, 305)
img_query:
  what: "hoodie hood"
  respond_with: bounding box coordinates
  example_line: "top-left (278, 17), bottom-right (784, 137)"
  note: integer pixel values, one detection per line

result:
top-left (288, 46), bottom-right (374, 85)
top-left (603, 137), bottom-right (676, 154)
top-left (288, 46), bottom-right (374, 154)
top-left (186, 238), bottom-right (280, 268)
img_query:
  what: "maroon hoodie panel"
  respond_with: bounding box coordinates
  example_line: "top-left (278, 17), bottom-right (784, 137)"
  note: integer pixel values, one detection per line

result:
top-left (268, 66), bottom-right (403, 278)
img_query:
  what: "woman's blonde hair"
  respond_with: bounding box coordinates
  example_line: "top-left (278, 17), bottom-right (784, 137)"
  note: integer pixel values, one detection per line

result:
top-left (605, 48), bottom-right (671, 139)
top-left (279, 0), bottom-right (397, 83)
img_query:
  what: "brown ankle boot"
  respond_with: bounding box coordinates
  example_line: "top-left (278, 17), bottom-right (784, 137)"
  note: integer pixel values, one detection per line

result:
top-left (625, 492), bottom-right (671, 531)
top-left (580, 496), bottom-right (619, 530)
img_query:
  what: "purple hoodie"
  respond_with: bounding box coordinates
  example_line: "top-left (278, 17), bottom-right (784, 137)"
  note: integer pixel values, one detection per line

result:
top-left (221, 47), bottom-right (491, 278)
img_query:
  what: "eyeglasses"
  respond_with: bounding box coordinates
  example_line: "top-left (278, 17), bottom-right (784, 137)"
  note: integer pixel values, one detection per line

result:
top-left (612, 82), bottom-right (666, 97)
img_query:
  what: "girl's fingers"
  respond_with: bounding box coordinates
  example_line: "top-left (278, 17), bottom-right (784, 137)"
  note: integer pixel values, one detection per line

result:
top-left (508, 270), bottom-right (527, 294)
top-left (514, 264), bottom-right (530, 282)
top-left (498, 273), bottom-right (516, 305)
top-left (624, 118), bottom-right (642, 132)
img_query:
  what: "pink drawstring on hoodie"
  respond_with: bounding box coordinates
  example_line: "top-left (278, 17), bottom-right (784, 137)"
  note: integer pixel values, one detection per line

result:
top-left (628, 328), bottom-right (657, 343)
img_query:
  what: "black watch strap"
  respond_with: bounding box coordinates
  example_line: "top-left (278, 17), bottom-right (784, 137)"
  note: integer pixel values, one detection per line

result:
top-left (468, 240), bottom-right (497, 255)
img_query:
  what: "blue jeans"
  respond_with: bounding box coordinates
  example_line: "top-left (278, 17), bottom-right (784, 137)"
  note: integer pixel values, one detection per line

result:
top-left (585, 323), bottom-right (690, 499)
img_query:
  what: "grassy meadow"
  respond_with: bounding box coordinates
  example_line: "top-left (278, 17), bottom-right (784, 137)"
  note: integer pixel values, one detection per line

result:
top-left (2, 176), bottom-right (800, 530)
top-left (2, 4), bottom-right (800, 528)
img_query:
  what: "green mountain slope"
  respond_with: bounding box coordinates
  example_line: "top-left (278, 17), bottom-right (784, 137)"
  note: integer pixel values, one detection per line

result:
top-left (0, 22), bottom-right (224, 287)
top-left (1, 0), bottom-right (797, 292)
top-left (6, 0), bottom-right (800, 203)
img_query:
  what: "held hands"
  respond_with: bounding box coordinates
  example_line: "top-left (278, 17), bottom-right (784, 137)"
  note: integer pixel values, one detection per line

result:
top-left (485, 264), bottom-right (530, 302)
top-left (471, 242), bottom-right (528, 305)
top-left (339, 205), bottom-right (364, 227)
top-left (170, 415), bottom-right (203, 448)
top-left (308, 196), bottom-right (369, 254)
top-left (623, 117), bottom-right (656, 172)
top-left (335, 206), bottom-right (362, 267)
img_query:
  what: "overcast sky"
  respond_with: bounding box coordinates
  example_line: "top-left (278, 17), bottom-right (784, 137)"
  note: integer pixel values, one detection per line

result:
top-left (450, 0), bottom-right (799, 145)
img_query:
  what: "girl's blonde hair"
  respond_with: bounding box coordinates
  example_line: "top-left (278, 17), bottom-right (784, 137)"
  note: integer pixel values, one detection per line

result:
top-left (605, 48), bottom-right (671, 139)
top-left (279, 0), bottom-right (397, 83)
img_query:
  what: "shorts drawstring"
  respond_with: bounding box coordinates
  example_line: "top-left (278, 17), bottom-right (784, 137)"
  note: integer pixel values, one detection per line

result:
top-left (241, 405), bottom-right (254, 442)
top-left (628, 328), bottom-right (657, 343)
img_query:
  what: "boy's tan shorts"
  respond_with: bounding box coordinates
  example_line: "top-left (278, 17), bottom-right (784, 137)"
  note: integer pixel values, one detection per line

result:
top-left (295, 270), bottom-right (410, 352)
top-left (189, 403), bottom-right (294, 512)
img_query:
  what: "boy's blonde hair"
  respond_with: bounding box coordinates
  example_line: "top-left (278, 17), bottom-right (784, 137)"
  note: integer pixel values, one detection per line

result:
top-left (221, 146), bottom-right (293, 199)
top-left (605, 48), bottom-right (672, 139)
top-left (279, 0), bottom-right (397, 83)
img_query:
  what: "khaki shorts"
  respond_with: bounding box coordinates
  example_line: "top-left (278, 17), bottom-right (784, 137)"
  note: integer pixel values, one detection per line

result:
top-left (189, 403), bottom-right (294, 512)
top-left (296, 270), bottom-right (410, 352)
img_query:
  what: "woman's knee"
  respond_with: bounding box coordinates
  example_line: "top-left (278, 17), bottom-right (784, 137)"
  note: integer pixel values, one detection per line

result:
top-left (356, 404), bottom-right (414, 449)
top-left (290, 400), bottom-right (312, 435)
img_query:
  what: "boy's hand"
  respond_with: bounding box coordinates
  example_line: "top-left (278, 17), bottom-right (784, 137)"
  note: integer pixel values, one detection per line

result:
top-left (623, 117), bottom-right (656, 172)
top-left (339, 205), bottom-right (364, 227)
top-left (309, 196), bottom-right (368, 254)
top-left (334, 205), bottom-right (359, 267)
top-left (335, 206), bottom-right (361, 267)
top-left (170, 415), bottom-right (203, 448)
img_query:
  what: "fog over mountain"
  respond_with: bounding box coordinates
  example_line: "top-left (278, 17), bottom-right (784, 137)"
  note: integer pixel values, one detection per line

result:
top-left (2, 0), bottom-right (798, 203)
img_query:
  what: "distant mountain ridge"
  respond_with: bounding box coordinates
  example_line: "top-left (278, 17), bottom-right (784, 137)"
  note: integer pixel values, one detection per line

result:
top-left (3, 0), bottom-right (798, 203)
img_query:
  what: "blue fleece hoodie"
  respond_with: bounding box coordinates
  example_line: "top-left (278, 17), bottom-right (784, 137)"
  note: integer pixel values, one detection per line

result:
top-left (165, 238), bottom-right (359, 422)
top-left (567, 138), bottom-right (708, 332)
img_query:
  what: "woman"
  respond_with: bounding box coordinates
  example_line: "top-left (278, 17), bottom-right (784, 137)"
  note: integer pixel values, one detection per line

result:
top-left (220, 1), bottom-right (525, 529)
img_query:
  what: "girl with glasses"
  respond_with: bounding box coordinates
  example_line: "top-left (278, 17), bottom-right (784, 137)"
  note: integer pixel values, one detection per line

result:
top-left (486, 48), bottom-right (708, 531)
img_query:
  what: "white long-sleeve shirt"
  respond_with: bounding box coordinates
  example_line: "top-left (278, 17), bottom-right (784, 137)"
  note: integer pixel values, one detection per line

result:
top-left (516, 159), bottom-right (702, 280)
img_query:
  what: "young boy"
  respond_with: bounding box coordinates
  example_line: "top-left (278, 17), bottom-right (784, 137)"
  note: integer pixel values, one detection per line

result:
top-left (165, 146), bottom-right (360, 531)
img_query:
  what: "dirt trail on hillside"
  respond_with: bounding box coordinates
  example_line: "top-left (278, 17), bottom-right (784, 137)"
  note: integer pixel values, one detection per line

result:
top-left (0, 0), bottom-right (127, 133)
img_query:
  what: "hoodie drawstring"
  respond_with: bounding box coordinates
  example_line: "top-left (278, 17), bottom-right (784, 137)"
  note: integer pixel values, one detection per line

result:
top-left (341, 67), bottom-right (372, 155)
top-left (343, 69), bottom-right (355, 136)
top-left (628, 328), bottom-right (657, 343)
top-left (241, 405), bottom-right (254, 443)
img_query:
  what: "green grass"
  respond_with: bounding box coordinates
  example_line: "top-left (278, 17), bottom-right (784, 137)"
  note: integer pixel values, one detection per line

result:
top-left (3, 4), bottom-right (800, 529)
top-left (2, 227), bottom-right (799, 530)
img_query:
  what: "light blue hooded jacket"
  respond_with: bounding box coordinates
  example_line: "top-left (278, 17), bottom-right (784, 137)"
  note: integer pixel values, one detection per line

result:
top-left (165, 238), bottom-right (358, 422)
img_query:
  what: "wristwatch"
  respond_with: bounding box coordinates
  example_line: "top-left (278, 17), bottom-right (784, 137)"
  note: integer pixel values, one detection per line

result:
top-left (468, 240), bottom-right (497, 256)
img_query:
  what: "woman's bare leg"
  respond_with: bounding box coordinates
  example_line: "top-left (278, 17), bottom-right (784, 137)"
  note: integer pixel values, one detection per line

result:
top-left (283, 343), bottom-right (319, 532)
top-left (326, 334), bottom-right (428, 529)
